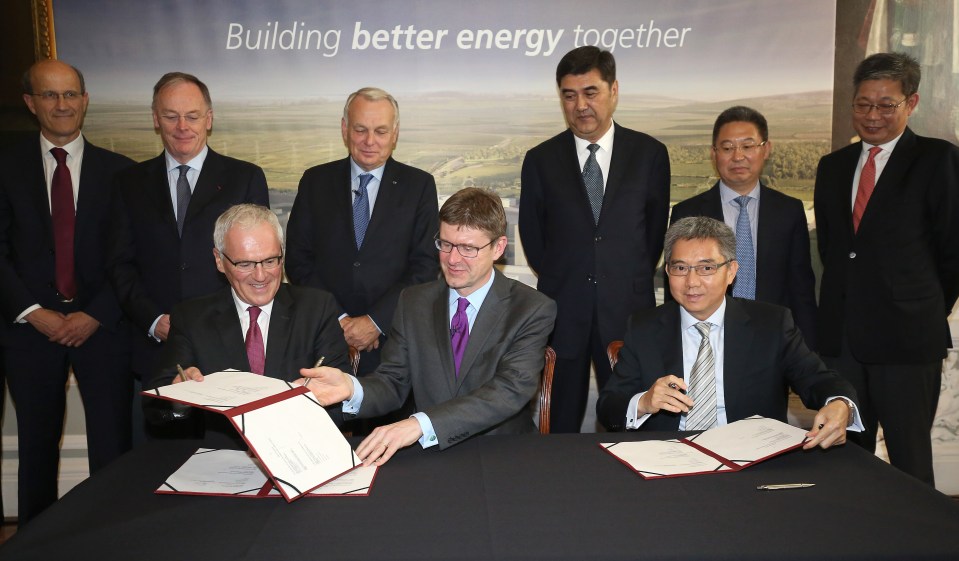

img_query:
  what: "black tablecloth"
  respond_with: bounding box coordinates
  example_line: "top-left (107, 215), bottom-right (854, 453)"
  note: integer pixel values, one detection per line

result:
top-left (3, 431), bottom-right (959, 560)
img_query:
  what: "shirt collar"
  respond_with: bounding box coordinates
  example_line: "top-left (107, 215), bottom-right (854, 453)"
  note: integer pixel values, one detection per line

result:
top-left (573, 121), bottom-right (615, 154)
top-left (230, 289), bottom-right (275, 319)
top-left (449, 268), bottom-right (496, 311)
top-left (862, 130), bottom-right (904, 154)
top-left (718, 181), bottom-right (761, 205)
top-left (40, 133), bottom-right (85, 159)
top-left (165, 145), bottom-right (209, 174)
top-left (349, 158), bottom-right (385, 183)
top-left (679, 297), bottom-right (727, 332)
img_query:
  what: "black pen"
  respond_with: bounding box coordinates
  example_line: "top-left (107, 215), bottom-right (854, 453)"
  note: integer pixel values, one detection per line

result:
top-left (668, 382), bottom-right (687, 395)
top-left (305, 356), bottom-right (325, 387)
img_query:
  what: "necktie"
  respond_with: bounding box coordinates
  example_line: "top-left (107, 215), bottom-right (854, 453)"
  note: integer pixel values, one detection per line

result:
top-left (353, 173), bottom-right (373, 249)
top-left (731, 196), bottom-right (756, 300)
top-left (245, 306), bottom-right (265, 375)
top-left (450, 297), bottom-right (470, 377)
top-left (686, 322), bottom-right (717, 431)
top-left (853, 146), bottom-right (882, 232)
top-left (582, 144), bottom-right (603, 225)
top-left (50, 147), bottom-right (76, 300)
top-left (175, 164), bottom-right (191, 236)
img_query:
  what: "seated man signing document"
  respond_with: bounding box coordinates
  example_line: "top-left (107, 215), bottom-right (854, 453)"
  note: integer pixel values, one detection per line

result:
top-left (597, 217), bottom-right (861, 449)
top-left (301, 187), bottom-right (557, 465)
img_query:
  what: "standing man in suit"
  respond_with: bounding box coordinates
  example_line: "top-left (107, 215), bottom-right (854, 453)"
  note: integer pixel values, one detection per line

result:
top-left (519, 46), bottom-right (670, 432)
top-left (0, 60), bottom-right (134, 523)
top-left (153, 204), bottom-right (350, 436)
top-left (302, 188), bottom-right (556, 465)
top-left (669, 106), bottom-right (817, 349)
top-left (597, 217), bottom-right (860, 450)
top-left (109, 72), bottom-right (269, 431)
top-left (815, 52), bottom-right (959, 485)
top-left (285, 87), bottom-right (438, 377)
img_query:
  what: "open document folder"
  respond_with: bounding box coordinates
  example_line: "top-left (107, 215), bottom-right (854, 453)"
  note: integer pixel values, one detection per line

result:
top-left (144, 371), bottom-right (361, 501)
top-left (600, 415), bottom-right (809, 479)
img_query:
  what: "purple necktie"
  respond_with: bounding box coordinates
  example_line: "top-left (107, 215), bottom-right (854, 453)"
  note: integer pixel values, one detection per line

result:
top-left (450, 297), bottom-right (470, 376)
top-left (50, 147), bottom-right (76, 300)
top-left (246, 306), bottom-right (265, 375)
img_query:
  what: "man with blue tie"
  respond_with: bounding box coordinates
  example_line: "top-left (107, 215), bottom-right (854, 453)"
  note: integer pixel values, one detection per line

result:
top-left (668, 107), bottom-right (818, 349)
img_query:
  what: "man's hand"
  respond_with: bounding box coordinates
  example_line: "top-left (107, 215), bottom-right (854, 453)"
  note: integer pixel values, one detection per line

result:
top-left (297, 366), bottom-right (353, 405)
top-left (25, 308), bottom-right (67, 339)
top-left (49, 311), bottom-right (100, 347)
top-left (173, 366), bottom-right (204, 383)
top-left (355, 418), bottom-right (423, 466)
top-left (637, 375), bottom-right (694, 416)
top-left (803, 399), bottom-right (850, 450)
top-left (341, 315), bottom-right (380, 351)
top-left (154, 314), bottom-right (172, 341)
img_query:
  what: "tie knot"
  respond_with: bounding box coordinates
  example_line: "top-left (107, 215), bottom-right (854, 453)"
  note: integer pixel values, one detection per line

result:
top-left (694, 322), bottom-right (711, 338)
top-left (456, 297), bottom-right (470, 313)
top-left (357, 173), bottom-right (373, 192)
top-left (248, 306), bottom-right (261, 323)
top-left (868, 146), bottom-right (882, 159)
top-left (177, 164), bottom-right (190, 178)
top-left (50, 147), bottom-right (68, 164)
top-left (587, 143), bottom-right (600, 155)
top-left (734, 195), bottom-right (750, 209)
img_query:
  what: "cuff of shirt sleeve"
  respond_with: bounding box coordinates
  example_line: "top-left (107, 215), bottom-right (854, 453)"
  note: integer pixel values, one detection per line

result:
top-left (826, 396), bottom-right (865, 432)
top-left (413, 412), bottom-right (438, 449)
top-left (148, 315), bottom-right (163, 342)
top-left (16, 304), bottom-right (42, 324)
top-left (626, 392), bottom-right (652, 430)
top-left (342, 374), bottom-right (364, 414)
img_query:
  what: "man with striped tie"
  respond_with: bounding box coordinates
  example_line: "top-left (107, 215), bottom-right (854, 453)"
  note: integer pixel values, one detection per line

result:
top-left (597, 217), bottom-right (859, 450)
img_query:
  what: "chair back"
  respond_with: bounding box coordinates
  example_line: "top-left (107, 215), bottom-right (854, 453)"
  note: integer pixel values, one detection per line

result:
top-left (538, 346), bottom-right (556, 434)
top-left (607, 340), bottom-right (624, 370)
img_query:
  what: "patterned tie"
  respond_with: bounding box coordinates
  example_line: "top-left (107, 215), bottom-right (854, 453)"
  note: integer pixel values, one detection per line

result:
top-left (853, 146), bottom-right (882, 232)
top-left (686, 322), bottom-right (717, 431)
top-left (50, 147), bottom-right (76, 300)
top-left (175, 164), bottom-right (191, 236)
top-left (582, 143), bottom-right (603, 225)
top-left (731, 196), bottom-right (756, 300)
top-left (450, 297), bottom-right (470, 377)
top-left (245, 306), bottom-right (265, 375)
top-left (352, 173), bottom-right (373, 249)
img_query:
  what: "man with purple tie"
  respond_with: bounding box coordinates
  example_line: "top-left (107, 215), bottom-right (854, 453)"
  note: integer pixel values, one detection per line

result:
top-left (301, 188), bottom-right (556, 465)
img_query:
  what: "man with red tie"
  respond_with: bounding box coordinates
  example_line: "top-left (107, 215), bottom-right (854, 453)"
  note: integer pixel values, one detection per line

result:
top-left (151, 204), bottom-right (350, 438)
top-left (0, 60), bottom-right (134, 523)
top-left (815, 52), bottom-right (959, 486)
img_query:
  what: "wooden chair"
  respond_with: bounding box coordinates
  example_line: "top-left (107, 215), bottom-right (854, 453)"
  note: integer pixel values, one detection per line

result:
top-left (607, 340), bottom-right (624, 370)
top-left (348, 345), bottom-right (360, 377)
top-left (538, 346), bottom-right (557, 434)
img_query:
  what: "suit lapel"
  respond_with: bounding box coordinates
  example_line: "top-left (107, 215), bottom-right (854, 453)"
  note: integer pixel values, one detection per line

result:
top-left (755, 183), bottom-right (774, 289)
top-left (146, 154), bottom-right (179, 233)
top-left (658, 304), bottom-right (683, 430)
top-left (720, 298), bottom-right (753, 418)
top-left (185, 148), bottom-right (222, 225)
top-left (858, 128), bottom-right (917, 235)
top-left (559, 131), bottom-right (596, 226)
top-left (454, 271), bottom-right (508, 393)
top-left (25, 141), bottom-right (53, 244)
top-left (603, 124), bottom-right (633, 214)
top-left (74, 140), bottom-right (102, 254)
top-left (364, 158), bottom-right (397, 246)
top-left (213, 291), bottom-right (250, 371)
top-left (431, 282), bottom-right (457, 395)
top-left (264, 285), bottom-right (294, 376)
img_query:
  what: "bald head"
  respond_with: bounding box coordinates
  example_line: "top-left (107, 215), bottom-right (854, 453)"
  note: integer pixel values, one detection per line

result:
top-left (22, 60), bottom-right (89, 146)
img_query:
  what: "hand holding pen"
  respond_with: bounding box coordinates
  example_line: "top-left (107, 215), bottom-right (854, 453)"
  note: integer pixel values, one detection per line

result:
top-left (637, 375), bottom-right (694, 417)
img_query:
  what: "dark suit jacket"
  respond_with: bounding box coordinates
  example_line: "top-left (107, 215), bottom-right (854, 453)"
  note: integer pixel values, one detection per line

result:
top-left (354, 270), bottom-right (556, 448)
top-left (0, 137), bottom-right (133, 329)
top-left (519, 124), bottom-right (670, 357)
top-left (285, 156), bottom-right (439, 336)
top-left (596, 298), bottom-right (856, 432)
top-left (109, 148), bottom-right (269, 374)
top-left (668, 182), bottom-right (818, 349)
top-left (150, 284), bottom-right (350, 388)
top-left (814, 127), bottom-right (959, 362)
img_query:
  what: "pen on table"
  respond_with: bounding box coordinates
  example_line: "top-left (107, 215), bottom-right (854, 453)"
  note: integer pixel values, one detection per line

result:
top-left (176, 363), bottom-right (187, 383)
top-left (756, 483), bottom-right (815, 490)
top-left (668, 382), bottom-right (687, 395)
top-left (305, 356), bottom-right (325, 387)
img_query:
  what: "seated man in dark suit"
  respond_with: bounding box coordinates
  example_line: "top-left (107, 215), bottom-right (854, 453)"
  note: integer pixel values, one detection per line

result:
top-left (151, 204), bottom-right (350, 434)
top-left (597, 217), bottom-right (860, 450)
top-left (302, 188), bottom-right (557, 465)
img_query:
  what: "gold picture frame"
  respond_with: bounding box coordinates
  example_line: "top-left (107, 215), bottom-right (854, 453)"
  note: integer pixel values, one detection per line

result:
top-left (31, 0), bottom-right (56, 60)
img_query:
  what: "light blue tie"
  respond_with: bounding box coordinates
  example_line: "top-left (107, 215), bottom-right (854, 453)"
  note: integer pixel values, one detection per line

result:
top-left (732, 195), bottom-right (756, 299)
top-left (352, 173), bottom-right (373, 249)
top-left (582, 144), bottom-right (603, 225)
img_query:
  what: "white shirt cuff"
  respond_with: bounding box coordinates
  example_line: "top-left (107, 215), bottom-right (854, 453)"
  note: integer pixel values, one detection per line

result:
top-left (626, 392), bottom-right (652, 429)
top-left (412, 412), bottom-right (438, 448)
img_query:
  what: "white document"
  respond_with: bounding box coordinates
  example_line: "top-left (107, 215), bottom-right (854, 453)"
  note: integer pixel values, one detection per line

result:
top-left (601, 416), bottom-right (808, 479)
top-left (149, 370), bottom-right (295, 411)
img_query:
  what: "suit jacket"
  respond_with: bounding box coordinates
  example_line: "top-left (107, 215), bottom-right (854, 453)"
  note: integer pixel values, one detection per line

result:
top-left (150, 284), bottom-right (350, 389)
top-left (109, 148), bottom-right (269, 374)
top-left (0, 136), bottom-right (133, 330)
top-left (519, 124), bottom-right (670, 356)
top-left (285, 156), bottom-right (439, 336)
top-left (354, 270), bottom-right (556, 448)
top-left (596, 298), bottom-right (856, 432)
top-left (668, 182), bottom-right (818, 349)
top-left (814, 127), bottom-right (959, 362)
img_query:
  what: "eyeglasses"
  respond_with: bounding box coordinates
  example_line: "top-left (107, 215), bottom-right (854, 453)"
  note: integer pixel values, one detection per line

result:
top-left (220, 252), bottom-right (283, 272)
top-left (434, 237), bottom-right (494, 258)
top-left (713, 141), bottom-right (767, 157)
top-left (30, 91), bottom-right (83, 102)
top-left (852, 98), bottom-right (908, 116)
top-left (666, 260), bottom-right (734, 277)
top-left (158, 111), bottom-right (210, 125)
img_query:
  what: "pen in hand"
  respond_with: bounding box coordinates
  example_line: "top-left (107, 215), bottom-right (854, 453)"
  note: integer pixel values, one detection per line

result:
top-left (176, 363), bottom-right (187, 383)
top-left (305, 356), bottom-right (325, 387)
top-left (668, 382), bottom-right (687, 395)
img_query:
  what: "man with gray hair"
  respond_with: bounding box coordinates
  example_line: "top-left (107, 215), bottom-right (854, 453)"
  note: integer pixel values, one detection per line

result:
top-left (150, 204), bottom-right (349, 435)
top-left (597, 217), bottom-right (860, 450)
top-left (286, 87), bottom-right (438, 382)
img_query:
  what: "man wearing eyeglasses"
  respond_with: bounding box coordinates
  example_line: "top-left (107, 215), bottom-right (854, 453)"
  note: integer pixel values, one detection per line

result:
top-left (301, 188), bottom-right (556, 466)
top-left (668, 106), bottom-right (818, 350)
top-left (109, 72), bottom-right (269, 437)
top-left (0, 60), bottom-right (134, 523)
top-left (815, 52), bottom-right (959, 486)
top-left (597, 217), bottom-right (859, 447)
top-left (150, 205), bottom-right (349, 436)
